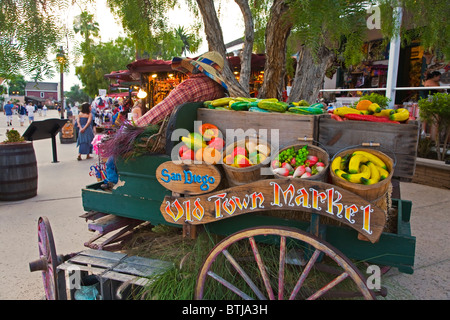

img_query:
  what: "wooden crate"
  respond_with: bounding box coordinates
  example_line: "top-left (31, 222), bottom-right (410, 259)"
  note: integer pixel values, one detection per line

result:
top-left (197, 108), bottom-right (319, 149)
top-left (318, 114), bottom-right (420, 179)
top-left (56, 249), bottom-right (173, 300)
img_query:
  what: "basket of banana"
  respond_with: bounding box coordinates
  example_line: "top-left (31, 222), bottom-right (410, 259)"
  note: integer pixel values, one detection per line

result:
top-left (329, 147), bottom-right (394, 212)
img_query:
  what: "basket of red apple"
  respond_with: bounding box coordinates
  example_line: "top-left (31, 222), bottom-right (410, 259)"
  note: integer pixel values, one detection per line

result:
top-left (271, 144), bottom-right (329, 182)
top-left (222, 137), bottom-right (271, 186)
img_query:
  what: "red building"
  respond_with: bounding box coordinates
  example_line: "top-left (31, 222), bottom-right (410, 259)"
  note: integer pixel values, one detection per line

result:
top-left (25, 82), bottom-right (59, 106)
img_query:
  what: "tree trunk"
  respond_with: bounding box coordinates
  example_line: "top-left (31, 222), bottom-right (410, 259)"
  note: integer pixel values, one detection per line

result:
top-left (288, 45), bottom-right (335, 104)
top-left (196, 0), bottom-right (248, 97)
top-left (235, 0), bottom-right (254, 94)
top-left (258, 0), bottom-right (293, 99)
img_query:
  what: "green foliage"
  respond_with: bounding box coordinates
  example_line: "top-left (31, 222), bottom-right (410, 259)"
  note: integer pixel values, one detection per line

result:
top-left (75, 37), bottom-right (135, 97)
top-left (106, 0), bottom-right (179, 59)
top-left (64, 85), bottom-right (91, 106)
top-left (357, 93), bottom-right (391, 109)
top-left (3, 129), bottom-right (25, 143)
top-left (418, 93), bottom-right (450, 127)
top-left (418, 93), bottom-right (450, 160)
top-left (0, 0), bottom-right (65, 80)
top-left (7, 75), bottom-right (27, 96)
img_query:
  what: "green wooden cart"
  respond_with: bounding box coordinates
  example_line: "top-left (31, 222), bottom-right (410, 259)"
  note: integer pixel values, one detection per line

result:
top-left (33, 102), bottom-right (417, 300)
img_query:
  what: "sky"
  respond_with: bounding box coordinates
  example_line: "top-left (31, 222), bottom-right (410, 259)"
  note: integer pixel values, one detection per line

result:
top-left (40, 0), bottom-right (244, 90)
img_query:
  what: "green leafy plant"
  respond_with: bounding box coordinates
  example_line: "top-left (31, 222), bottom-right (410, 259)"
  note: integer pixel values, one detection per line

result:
top-left (3, 129), bottom-right (25, 143)
top-left (356, 93), bottom-right (391, 109)
top-left (418, 93), bottom-right (450, 160)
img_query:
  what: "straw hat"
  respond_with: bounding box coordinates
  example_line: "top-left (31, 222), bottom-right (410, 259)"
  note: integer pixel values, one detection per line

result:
top-left (172, 51), bottom-right (228, 90)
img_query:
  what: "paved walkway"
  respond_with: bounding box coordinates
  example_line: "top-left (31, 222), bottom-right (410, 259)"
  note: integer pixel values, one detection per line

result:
top-left (0, 109), bottom-right (449, 300)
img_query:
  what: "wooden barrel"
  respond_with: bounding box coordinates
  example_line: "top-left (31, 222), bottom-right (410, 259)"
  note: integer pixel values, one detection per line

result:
top-left (272, 144), bottom-right (330, 182)
top-left (222, 137), bottom-right (271, 186)
top-left (329, 148), bottom-right (394, 212)
top-left (0, 142), bottom-right (38, 201)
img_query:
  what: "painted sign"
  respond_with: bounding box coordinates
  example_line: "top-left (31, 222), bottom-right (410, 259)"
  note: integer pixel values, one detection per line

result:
top-left (160, 178), bottom-right (386, 243)
top-left (156, 161), bottom-right (222, 195)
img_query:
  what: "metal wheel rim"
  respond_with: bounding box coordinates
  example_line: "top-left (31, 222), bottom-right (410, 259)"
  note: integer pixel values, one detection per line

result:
top-left (37, 216), bottom-right (58, 300)
top-left (195, 226), bottom-right (375, 300)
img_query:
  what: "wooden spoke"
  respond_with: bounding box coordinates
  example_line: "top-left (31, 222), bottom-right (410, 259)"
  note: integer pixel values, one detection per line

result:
top-left (195, 226), bottom-right (375, 300)
top-left (249, 236), bottom-right (275, 300)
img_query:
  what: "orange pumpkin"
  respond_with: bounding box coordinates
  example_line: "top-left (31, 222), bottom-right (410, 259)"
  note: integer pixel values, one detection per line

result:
top-left (356, 100), bottom-right (372, 110)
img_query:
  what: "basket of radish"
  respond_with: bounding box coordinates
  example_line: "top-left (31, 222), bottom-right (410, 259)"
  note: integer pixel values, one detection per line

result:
top-left (271, 144), bottom-right (330, 181)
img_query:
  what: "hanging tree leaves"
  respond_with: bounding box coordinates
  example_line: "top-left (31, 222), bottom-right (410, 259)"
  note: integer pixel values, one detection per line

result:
top-left (0, 0), bottom-right (66, 80)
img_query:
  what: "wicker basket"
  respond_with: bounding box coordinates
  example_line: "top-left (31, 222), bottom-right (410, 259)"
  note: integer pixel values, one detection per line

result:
top-left (271, 144), bottom-right (330, 182)
top-left (222, 137), bottom-right (271, 186)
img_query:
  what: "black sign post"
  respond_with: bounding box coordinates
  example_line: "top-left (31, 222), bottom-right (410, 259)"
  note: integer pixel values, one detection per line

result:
top-left (23, 118), bottom-right (69, 163)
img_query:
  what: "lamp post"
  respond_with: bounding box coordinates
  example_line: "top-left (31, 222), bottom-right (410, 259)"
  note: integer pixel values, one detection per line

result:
top-left (56, 46), bottom-right (66, 119)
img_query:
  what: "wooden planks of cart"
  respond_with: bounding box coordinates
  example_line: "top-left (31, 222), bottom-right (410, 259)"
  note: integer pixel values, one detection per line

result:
top-left (53, 102), bottom-right (419, 300)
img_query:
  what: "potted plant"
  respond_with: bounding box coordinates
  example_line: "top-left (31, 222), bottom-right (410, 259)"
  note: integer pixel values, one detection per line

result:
top-left (418, 92), bottom-right (450, 161)
top-left (0, 129), bottom-right (38, 201)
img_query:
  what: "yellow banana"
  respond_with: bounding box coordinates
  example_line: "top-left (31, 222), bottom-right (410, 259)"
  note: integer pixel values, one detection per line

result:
top-left (352, 151), bottom-right (386, 169)
top-left (334, 169), bottom-right (347, 179)
top-left (348, 154), bottom-right (369, 174)
top-left (376, 165), bottom-right (390, 180)
top-left (361, 162), bottom-right (381, 185)
top-left (342, 165), bottom-right (370, 183)
top-left (331, 156), bottom-right (342, 173)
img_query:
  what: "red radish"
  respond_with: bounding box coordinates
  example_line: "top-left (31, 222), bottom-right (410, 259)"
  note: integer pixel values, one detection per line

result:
top-left (290, 158), bottom-right (296, 167)
top-left (272, 160), bottom-right (281, 168)
top-left (301, 172), bottom-right (312, 178)
top-left (315, 162), bottom-right (325, 172)
top-left (273, 167), bottom-right (290, 176)
top-left (293, 165), bottom-right (306, 178)
top-left (305, 166), bottom-right (311, 173)
top-left (281, 162), bottom-right (293, 171)
top-left (306, 155), bottom-right (318, 166)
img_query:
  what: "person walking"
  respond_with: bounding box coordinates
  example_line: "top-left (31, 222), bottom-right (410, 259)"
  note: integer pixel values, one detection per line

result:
top-left (26, 102), bottom-right (35, 124)
top-left (18, 104), bottom-right (27, 126)
top-left (3, 100), bottom-right (14, 126)
top-left (76, 102), bottom-right (94, 160)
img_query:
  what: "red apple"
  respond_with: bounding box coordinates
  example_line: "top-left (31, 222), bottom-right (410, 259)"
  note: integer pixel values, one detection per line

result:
top-left (232, 146), bottom-right (247, 157)
top-left (180, 149), bottom-right (194, 160)
top-left (234, 154), bottom-right (251, 168)
top-left (179, 145), bottom-right (190, 157)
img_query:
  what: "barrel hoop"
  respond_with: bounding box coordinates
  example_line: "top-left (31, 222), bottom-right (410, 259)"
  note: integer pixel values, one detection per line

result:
top-left (0, 161), bottom-right (37, 169)
top-left (0, 175), bottom-right (38, 184)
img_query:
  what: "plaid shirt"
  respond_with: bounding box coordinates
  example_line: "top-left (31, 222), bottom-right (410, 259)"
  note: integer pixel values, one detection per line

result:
top-left (135, 73), bottom-right (225, 126)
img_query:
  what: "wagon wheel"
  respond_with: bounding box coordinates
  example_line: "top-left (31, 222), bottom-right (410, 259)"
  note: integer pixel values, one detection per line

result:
top-left (28, 217), bottom-right (60, 300)
top-left (195, 226), bottom-right (376, 300)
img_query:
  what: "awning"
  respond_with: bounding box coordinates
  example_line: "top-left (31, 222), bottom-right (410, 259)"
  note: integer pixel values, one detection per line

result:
top-left (106, 91), bottom-right (136, 98)
top-left (127, 59), bottom-right (173, 73)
